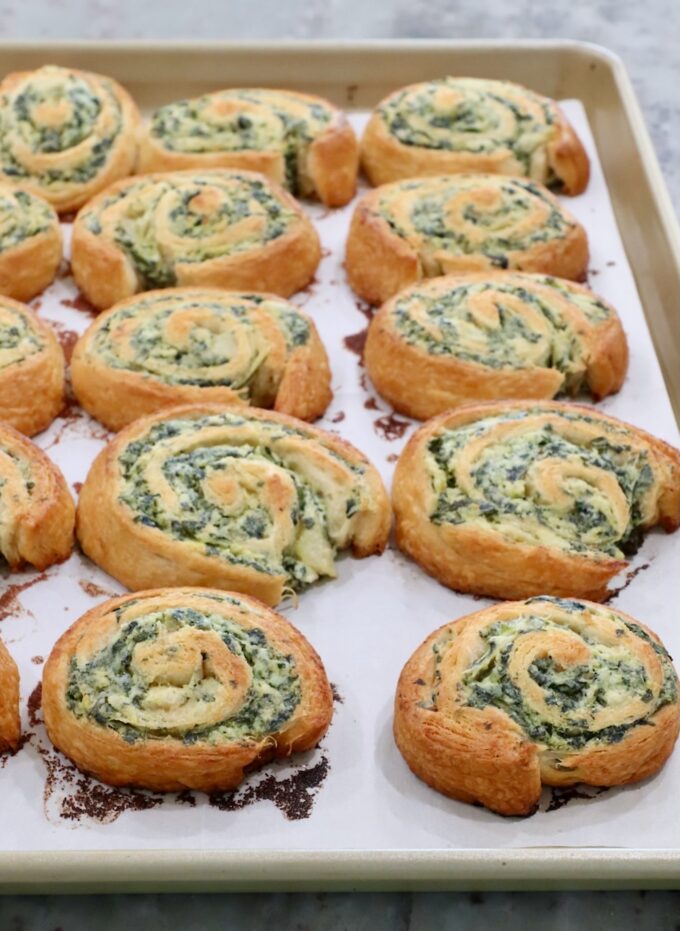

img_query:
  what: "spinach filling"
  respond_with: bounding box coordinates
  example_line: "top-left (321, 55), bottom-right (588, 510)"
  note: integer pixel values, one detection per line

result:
top-left (380, 78), bottom-right (558, 185)
top-left (82, 174), bottom-right (298, 289)
top-left (380, 178), bottom-right (572, 271)
top-left (0, 189), bottom-right (53, 252)
top-left (427, 409), bottom-right (656, 558)
top-left (117, 412), bottom-right (365, 590)
top-left (432, 604), bottom-right (677, 752)
top-left (391, 278), bottom-right (609, 389)
top-left (65, 602), bottom-right (301, 744)
top-left (0, 69), bottom-right (122, 186)
top-left (90, 293), bottom-right (309, 390)
top-left (0, 306), bottom-right (43, 370)
top-left (149, 90), bottom-right (332, 197)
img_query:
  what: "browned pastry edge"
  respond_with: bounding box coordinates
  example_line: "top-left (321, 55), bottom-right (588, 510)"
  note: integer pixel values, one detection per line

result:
top-left (70, 288), bottom-right (333, 430)
top-left (394, 600), bottom-right (680, 816)
top-left (0, 296), bottom-right (66, 435)
top-left (345, 183), bottom-right (589, 306)
top-left (392, 400), bottom-right (680, 602)
top-left (42, 587), bottom-right (333, 791)
top-left (363, 274), bottom-right (628, 420)
top-left (0, 422), bottom-right (75, 569)
top-left (0, 639), bottom-right (20, 753)
top-left (70, 171), bottom-right (322, 311)
top-left (76, 403), bottom-right (391, 604)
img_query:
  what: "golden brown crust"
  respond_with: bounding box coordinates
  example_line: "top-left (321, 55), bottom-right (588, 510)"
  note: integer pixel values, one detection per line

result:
top-left (361, 77), bottom-right (590, 195)
top-left (345, 176), bottom-right (589, 305)
top-left (394, 599), bottom-right (680, 816)
top-left (0, 184), bottom-right (62, 303)
top-left (0, 65), bottom-right (141, 214)
top-left (392, 400), bottom-right (680, 602)
top-left (364, 274), bottom-right (628, 420)
top-left (0, 296), bottom-right (66, 435)
top-left (0, 639), bottom-right (20, 753)
top-left (139, 88), bottom-right (358, 208)
top-left (70, 170), bottom-right (321, 311)
top-left (70, 288), bottom-right (332, 431)
top-left (76, 403), bottom-right (391, 605)
top-left (0, 423), bottom-right (75, 569)
top-left (42, 587), bottom-right (333, 791)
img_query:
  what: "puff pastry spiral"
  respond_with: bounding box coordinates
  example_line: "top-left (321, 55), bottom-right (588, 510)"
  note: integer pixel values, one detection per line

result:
top-left (0, 183), bottom-right (62, 302)
top-left (71, 288), bottom-right (332, 430)
top-left (0, 65), bottom-right (140, 214)
top-left (0, 638), bottom-right (20, 753)
top-left (365, 274), bottom-right (627, 420)
top-left (42, 587), bottom-right (332, 791)
top-left (71, 169), bottom-right (321, 310)
top-left (0, 423), bottom-right (75, 570)
top-left (141, 88), bottom-right (358, 207)
top-left (394, 597), bottom-right (680, 816)
top-left (77, 404), bottom-right (390, 604)
top-left (346, 174), bottom-right (588, 305)
top-left (393, 401), bottom-right (680, 601)
top-left (362, 77), bottom-right (589, 194)
top-left (1, 296), bottom-right (66, 435)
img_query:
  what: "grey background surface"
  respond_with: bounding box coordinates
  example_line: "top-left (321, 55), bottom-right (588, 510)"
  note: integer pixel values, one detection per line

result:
top-left (1, 0), bottom-right (679, 927)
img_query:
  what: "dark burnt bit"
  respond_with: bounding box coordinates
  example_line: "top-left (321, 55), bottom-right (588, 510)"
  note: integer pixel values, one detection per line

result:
top-left (175, 789), bottom-right (197, 807)
top-left (414, 678), bottom-right (426, 687)
top-left (208, 754), bottom-right (330, 821)
top-left (604, 563), bottom-right (651, 603)
top-left (364, 396), bottom-right (380, 411)
top-left (31, 655), bottom-right (44, 665)
top-left (59, 211), bottom-right (77, 224)
top-left (0, 571), bottom-right (49, 622)
top-left (79, 579), bottom-right (117, 599)
top-left (354, 299), bottom-right (374, 323)
top-left (606, 260), bottom-right (617, 267)
top-left (72, 481), bottom-right (83, 494)
top-left (343, 327), bottom-right (368, 363)
top-left (373, 412), bottom-right (411, 442)
top-left (59, 292), bottom-right (97, 317)
top-left (386, 452), bottom-right (398, 463)
top-left (544, 785), bottom-right (609, 812)
top-left (30, 299), bottom-right (42, 312)
top-left (329, 411), bottom-right (345, 424)
top-left (57, 258), bottom-right (72, 279)
top-left (330, 682), bottom-right (344, 704)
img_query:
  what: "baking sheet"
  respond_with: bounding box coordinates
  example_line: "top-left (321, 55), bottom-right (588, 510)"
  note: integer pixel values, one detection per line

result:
top-left (1, 101), bottom-right (680, 857)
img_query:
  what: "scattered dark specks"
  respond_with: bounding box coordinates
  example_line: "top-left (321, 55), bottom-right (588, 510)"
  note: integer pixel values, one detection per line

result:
top-left (330, 682), bottom-right (344, 704)
top-left (209, 755), bottom-right (330, 821)
top-left (386, 453), bottom-right (398, 463)
top-left (330, 411), bottom-right (345, 424)
top-left (543, 784), bottom-right (610, 812)
top-left (31, 655), bottom-right (44, 665)
top-left (604, 563), bottom-right (651, 602)
top-left (0, 572), bottom-right (49, 623)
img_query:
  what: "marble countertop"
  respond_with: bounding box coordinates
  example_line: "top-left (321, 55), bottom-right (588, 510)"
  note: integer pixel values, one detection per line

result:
top-left (1, 0), bottom-right (679, 926)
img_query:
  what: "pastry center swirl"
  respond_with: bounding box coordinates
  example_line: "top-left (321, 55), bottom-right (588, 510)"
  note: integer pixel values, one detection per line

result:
top-left (0, 66), bottom-right (125, 187)
top-left (391, 278), bottom-right (609, 381)
top-left (89, 291), bottom-right (309, 396)
top-left (0, 187), bottom-right (54, 252)
top-left (81, 172), bottom-right (299, 289)
top-left (379, 177), bottom-right (572, 271)
top-left (380, 78), bottom-right (558, 182)
top-left (65, 604), bottom-right (301, 742)
top-left (117, 411), bottom-right (368, 590)
top-left (427, 409), bottom-right (657, 558)
top-left (0, 303), bottom-right (43, 371)
top-left (433, 599), bottom-right (677, 752)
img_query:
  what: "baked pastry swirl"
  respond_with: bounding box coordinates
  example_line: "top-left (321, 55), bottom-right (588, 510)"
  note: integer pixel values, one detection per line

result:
top-left (0, 423), bottom-right (75, 569)
top-left (71, 169), bottom-right (321, 310)
top-left (0, 638), bottom-right (20, 753)
top-left (0, 183), bottom-right (62, 302)
top-left (140, 88), bottom-right (358, 207)
top-left (42, 587), bottom-right (333, 791)
top-left (364, 274), bottom-right (627, 420)
top-left (1, 295), bottom-right (66, 435)
top-left (394, 597), bottom-right (680, 816)
top-left (362, 77), bottom-right (589, 194)
top-left (346, 175), bottom-right (588, 305)
top-left (71, 288), bottom-right (332, 430)
top-left (0, 65), bottom-right (140, 214)
top-left (77, 404), bottom-right (390, 604)
top-left (393, 401), bottom-right (680, 601)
